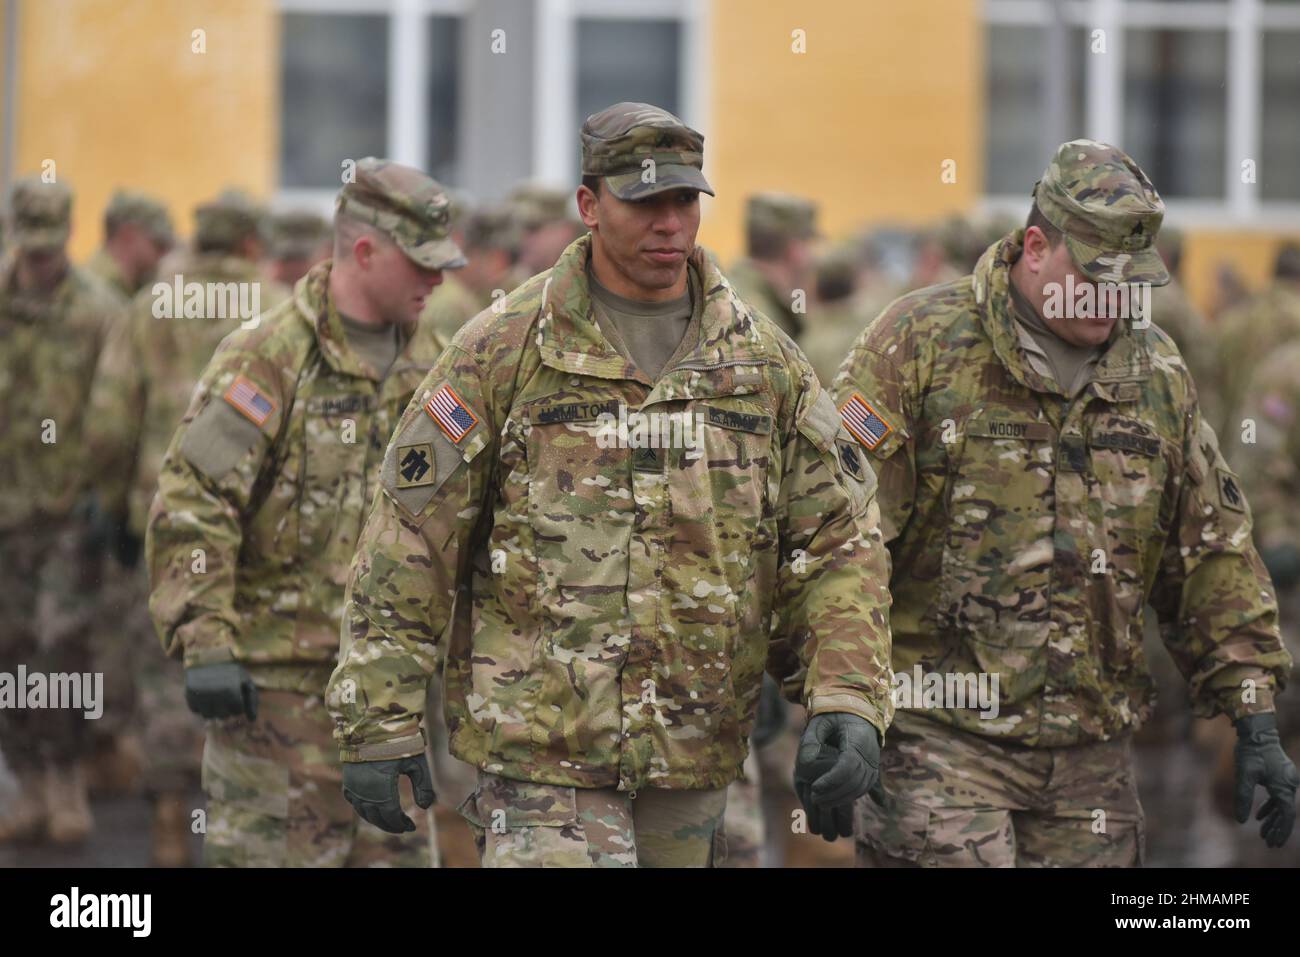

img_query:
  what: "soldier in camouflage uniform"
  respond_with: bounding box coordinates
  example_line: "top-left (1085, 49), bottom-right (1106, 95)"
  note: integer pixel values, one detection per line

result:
top-left (1215, 243), bottom-right (1300, 453)
top-left (325, 102), bottom-right (894, 868)
top-left (83, 190), bottom-right (175, 303)
top-left (835, 141), bottom-right (1296, 867)
top-left (506, 182), bottom-right (584, 286)
top-left (264, 209), bottom-right (331, 288)
top-left (453, 206), bottom-right (520, 313)
top-left (145, 159), bottom-right (463, 867)
top-left (728, 193), bottom-right (819, 341)
top-left (0, 176), bottom-right (124, 844)
top-left (86, 190), bottom-right (290, 865)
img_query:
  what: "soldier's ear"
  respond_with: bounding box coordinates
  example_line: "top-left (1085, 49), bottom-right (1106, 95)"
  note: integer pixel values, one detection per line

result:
top-left (576, 184), bottom-right (601, 229)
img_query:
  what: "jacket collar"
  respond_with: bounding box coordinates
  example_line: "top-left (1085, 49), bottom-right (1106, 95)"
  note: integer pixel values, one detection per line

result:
top-left (294, 259), bottom-right (412, 382)
top-left (537, 233), bottom-right (767, 387)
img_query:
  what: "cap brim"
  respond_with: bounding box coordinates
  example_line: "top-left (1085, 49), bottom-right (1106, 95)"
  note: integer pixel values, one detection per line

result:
top-left (1067, 235), bottom-right (1170, 287)
top-left (605, 164), bottom-right (715, 201)
top-left (13, 225), bottom-right (69, 251)
top-left (399, 235), bottom-right (467, 270)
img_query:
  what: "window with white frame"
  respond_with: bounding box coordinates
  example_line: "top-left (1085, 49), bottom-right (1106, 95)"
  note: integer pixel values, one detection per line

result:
top-left (983, 0), bottom-right (1300, 224)
top-left (277, 0), bottom-right (466, 204)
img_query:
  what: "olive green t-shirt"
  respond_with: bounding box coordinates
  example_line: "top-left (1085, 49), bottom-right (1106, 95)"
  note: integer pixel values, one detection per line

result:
top-left (340, 314), bottom-right (401, 380)
top-left (587, 261), bottom-right (700, 382)
top-left (1009, 279), bottom-right (1104, 399)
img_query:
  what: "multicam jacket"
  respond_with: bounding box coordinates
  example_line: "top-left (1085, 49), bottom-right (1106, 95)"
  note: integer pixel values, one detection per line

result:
top-left (146, 261), bottom-right (445, 689)
top-left (0, 260), bottom-right (121, 530)
top-left (326, 234), bottom-right (894, 791)
top-left (88, 252), bottom-right (288, 538)
top-left (833, 230), bottom-right (1291, 747)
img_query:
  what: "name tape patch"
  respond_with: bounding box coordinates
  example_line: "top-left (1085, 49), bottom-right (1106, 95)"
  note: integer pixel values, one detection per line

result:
top-left (840, 393), bottom-right (893, 450)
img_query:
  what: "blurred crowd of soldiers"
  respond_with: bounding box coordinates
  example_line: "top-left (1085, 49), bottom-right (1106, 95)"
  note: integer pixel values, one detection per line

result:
top-left (1, 161), bottom-right (1298, 867)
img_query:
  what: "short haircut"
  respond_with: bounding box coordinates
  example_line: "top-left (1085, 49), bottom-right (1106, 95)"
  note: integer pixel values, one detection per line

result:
top-left (1025, 202), bottom-right (1064, 247)
top-left (333, 210), bottom-right (388, 259)
top-left (581, 175), bottom-right (602, 197)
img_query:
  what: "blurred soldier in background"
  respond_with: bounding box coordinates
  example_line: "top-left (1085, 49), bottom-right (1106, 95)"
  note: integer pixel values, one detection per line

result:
top-left (728, 193), bottom-right (818, 340)
top-left (1229, 340), bottom-right (1300, 865)
top-left (83, 190), bottom-right (175, 303)
top-left (801, 242), bottom-right (869, 387)
top-left (507, 182), bottom-right (584, 284)
top-left (85, 188), bottom-right (290, 865)
top-left (0, 176), bottom-right (123, 845)
top-left (1148, 228), bottom-right (1223, 432)
top-left (1216, 243), bottom-right (1300, 451)
top-left (264, 209), bottom-right (331, 288)
top-left (454, 205), bottom-right (519, 312)
top-left (145, 159), bottom-right (458, 867)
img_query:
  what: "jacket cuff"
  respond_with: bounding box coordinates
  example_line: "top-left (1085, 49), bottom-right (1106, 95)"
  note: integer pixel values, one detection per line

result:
top-left (340, 733), bottom-right (427, 763)
top-left (183, 645), bottom-right (238, 668)
top-left (805, 692), bottom-right (889, 745)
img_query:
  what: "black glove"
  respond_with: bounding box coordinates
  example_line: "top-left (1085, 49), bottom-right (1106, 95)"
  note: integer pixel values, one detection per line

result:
top-left (184, 662), bottom-right (259, 720)
top-left (794, 712), bottom-right (882, 841)
top-left (1234, 712), bottom-right (1299, 848)
top-left (751, 674), bottom-right (790, 750)
top-left (342, 755), bottom-right (436, 834)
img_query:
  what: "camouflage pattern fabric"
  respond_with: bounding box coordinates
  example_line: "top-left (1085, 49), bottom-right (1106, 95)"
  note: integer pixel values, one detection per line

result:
top-left (202, 688), bottom-right (433, 867)
top-left (146, 260), bottom-right (444, 675)
top-left (418, 271), bottom-right (481, 353)
top-left (1150, 277), bottom-right (1223, 435)
top-left (1214, 282), bottom-right (1300, 455)
top-left (581, 102), bottom-right (714, 200)
top-left (82, 247), bottom-right (134, 303)
top-left (327, 232), bottom-right (894, 798)
top-left (727, 257), bottom-right (801, 339)
top-left (832, 228), bottom-right (1291, 748)
top-left (856, 711), bottom-right (1144, 867)
top-left (458, 770), bottom-right (726, 867)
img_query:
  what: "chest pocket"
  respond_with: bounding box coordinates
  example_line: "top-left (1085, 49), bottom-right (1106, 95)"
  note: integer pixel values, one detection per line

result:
top-left (524, 391), bottom-right (633, 648)
top-left (1085, 412), bottom-right (1175, 613)
top-left (940, 414), bottom-right (1057, 644)
top-left (299, 391), bottom-right (378, 566)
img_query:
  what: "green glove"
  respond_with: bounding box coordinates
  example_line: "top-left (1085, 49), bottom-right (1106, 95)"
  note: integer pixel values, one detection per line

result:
top-left (342, 755), bottom-right (436, 834)
top-left (1234, 713), bottom-right (1299, 848)
top-left (183, 662), bottom-right (258, 720)
top-left (794, 712), bottom-right (882, 841)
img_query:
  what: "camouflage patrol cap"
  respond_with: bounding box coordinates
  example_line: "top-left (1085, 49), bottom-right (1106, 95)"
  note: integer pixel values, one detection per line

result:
top-left (336, 157), bottom-right (465, 269)
top-left (464, 206), bottom-right (519, 252)
top-left (747, 193), bottom-right (819, 241)
top-left (194, 189), bottom-right (267, 251)
top-left (581, 102), bottom-right (714, 201)
top-left (105, 190), bottom-right (174, 247)
top-left (7, 175), bottom-right (72, 250)
top-left (506, 183), bottom-right (573, 231)
top-left (1033, 140), bottom-right (1169, 286)
top-left (269, 209), bottom-right (329, 260)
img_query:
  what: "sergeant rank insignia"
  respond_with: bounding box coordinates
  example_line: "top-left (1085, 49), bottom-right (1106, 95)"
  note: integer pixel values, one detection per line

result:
top-left (840, 393), bottom-right (892, 451)
top-left (425, 384), bottom-right (479, 442)
top-left (396, 443), bottom-right (435, 488)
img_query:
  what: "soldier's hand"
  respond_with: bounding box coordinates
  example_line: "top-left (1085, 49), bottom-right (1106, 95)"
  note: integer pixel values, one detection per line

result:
top-left (341, 755), bottom-right (436, 834)
top-left (794, 712), bottom-right (882, 841)
top-left (1233, 713), bottom-right (1299, 848)
top-left (183, 663), bottom-right (259, 720)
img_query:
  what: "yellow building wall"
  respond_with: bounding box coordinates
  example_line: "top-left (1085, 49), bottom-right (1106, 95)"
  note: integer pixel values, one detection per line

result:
top-left (1184, 232), bottom-right (1292, 320)
top-left (701, 0), bottom-right (983, 263)
top-left (12, 0), bottom-right (278, 261)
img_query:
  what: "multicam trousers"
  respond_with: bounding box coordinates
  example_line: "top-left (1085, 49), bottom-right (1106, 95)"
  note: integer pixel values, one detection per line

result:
top-left (459, 771), bottom-right (728, 867)
top-left (202, 687), bottom-right (434, 867)
top-left (856, 711), bottom-right (1144, 868)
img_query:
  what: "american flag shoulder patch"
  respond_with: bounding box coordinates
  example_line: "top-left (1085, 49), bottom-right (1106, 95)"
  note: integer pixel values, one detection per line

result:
top-left (425, 384), bottom-right (480, 443)
top-left (223, 375), bottom-right (276, 427)
top-left (840, 392), bottom-right (893, 450)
